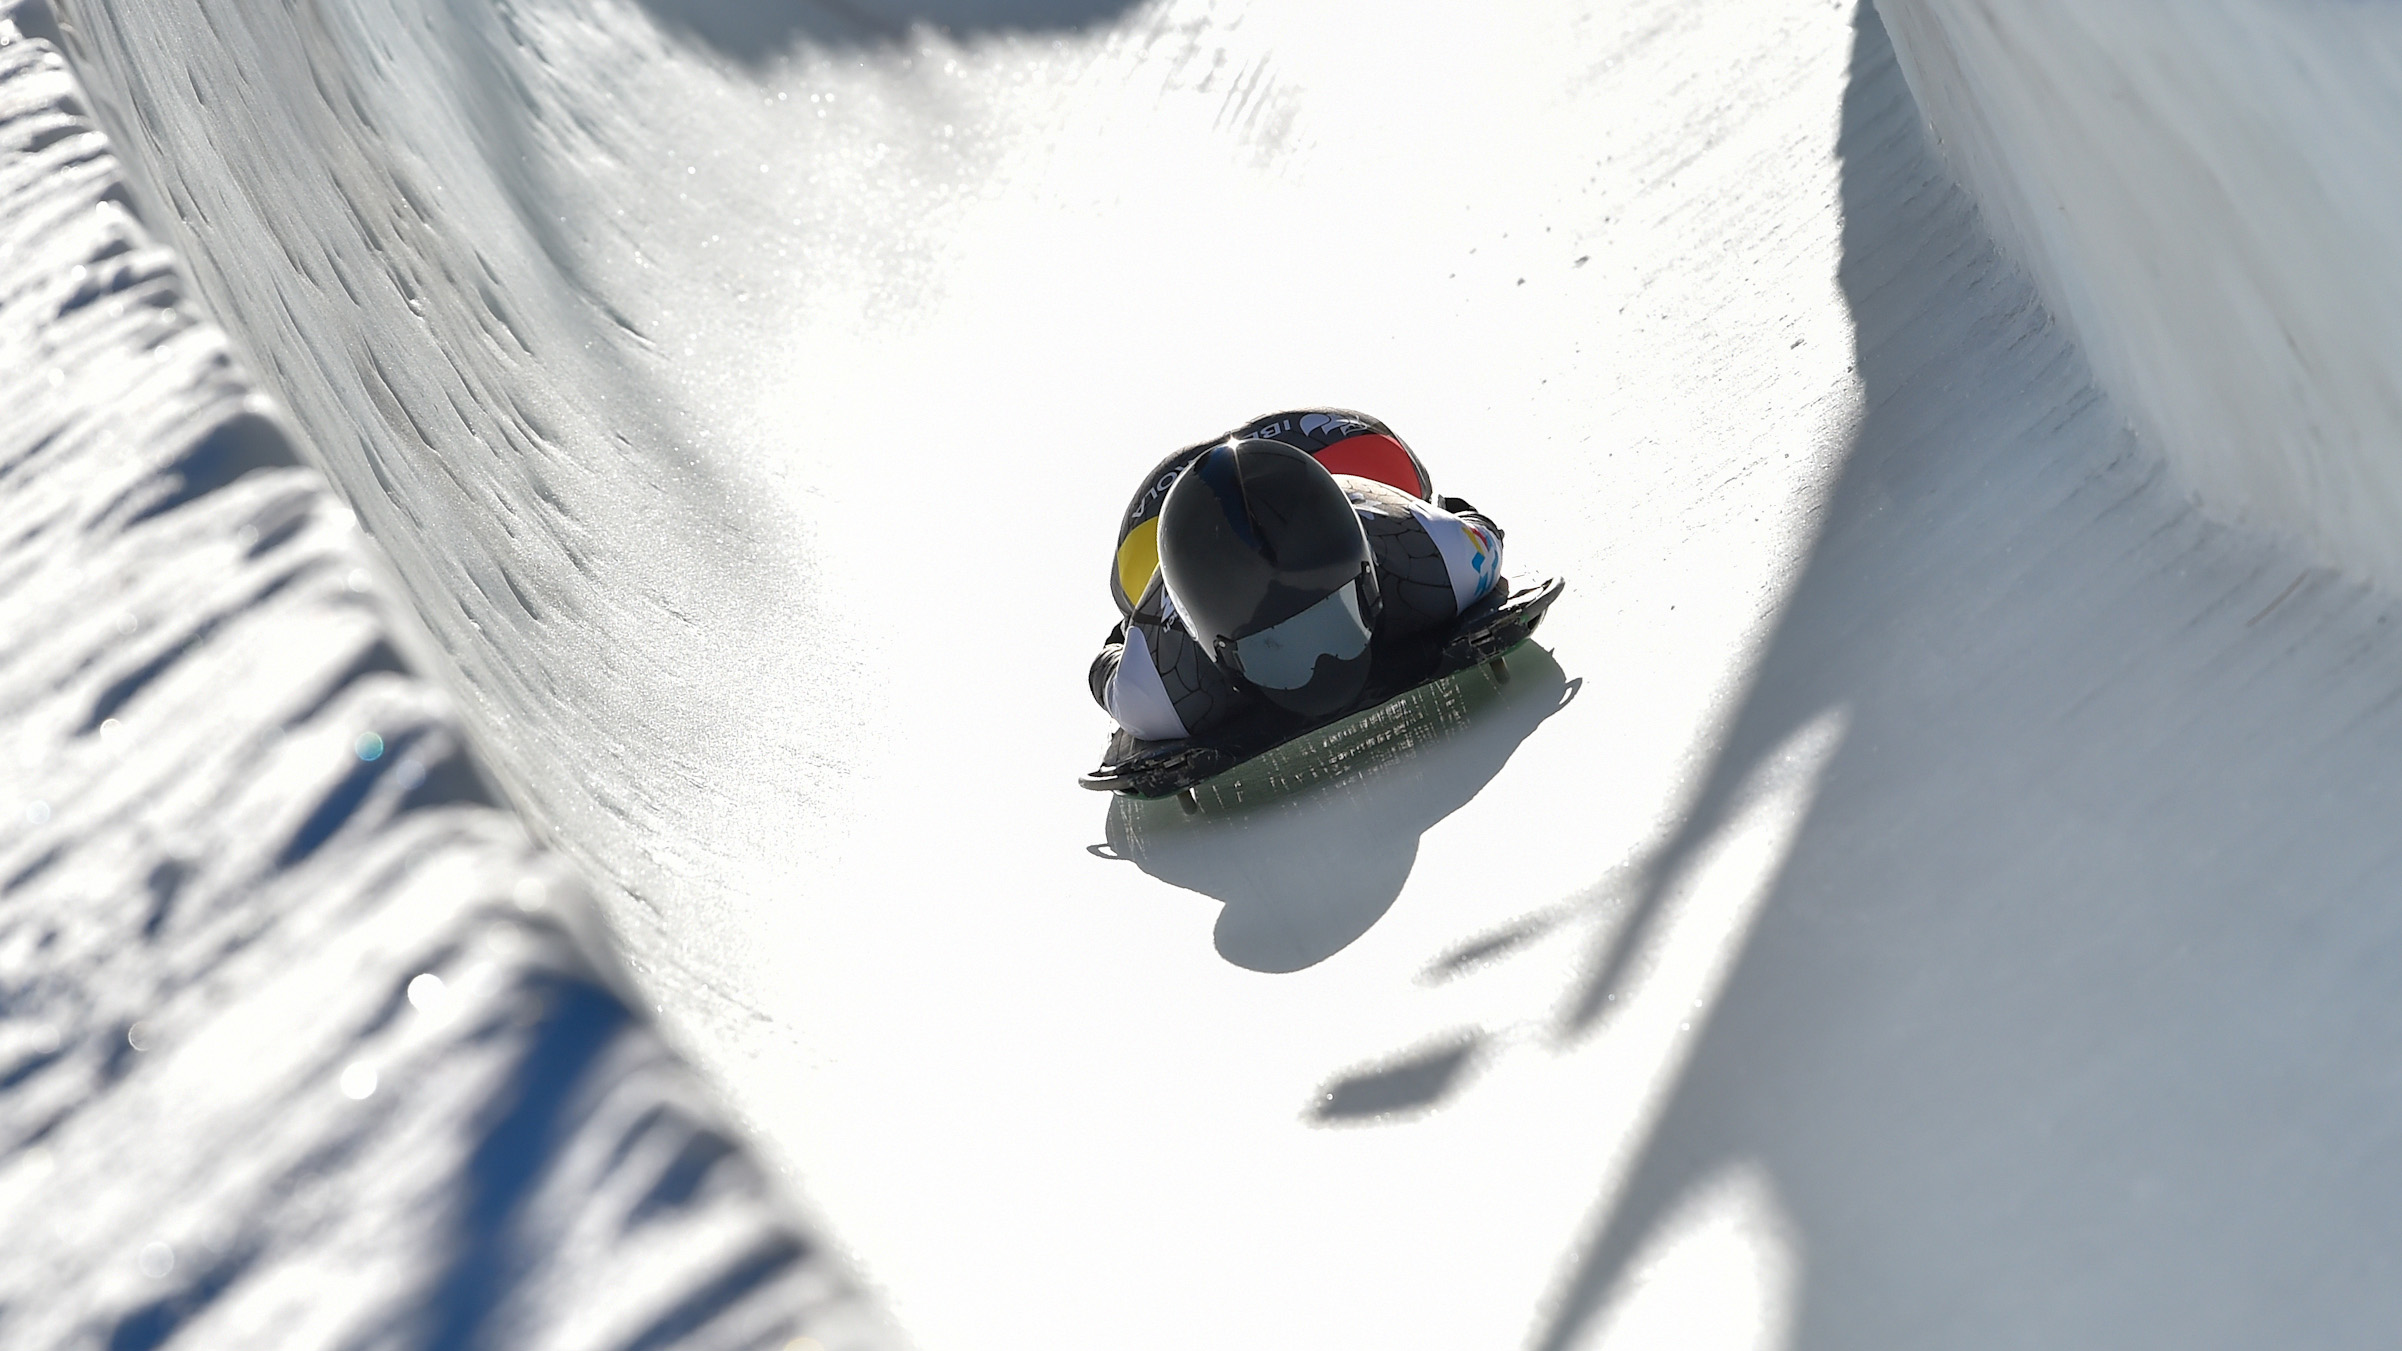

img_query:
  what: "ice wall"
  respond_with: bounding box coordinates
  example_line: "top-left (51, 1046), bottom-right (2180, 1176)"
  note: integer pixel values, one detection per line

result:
top-left (0, 12), bottom-right (886, 1347)
top-left (1878, 1), bottom-right (2402, 589)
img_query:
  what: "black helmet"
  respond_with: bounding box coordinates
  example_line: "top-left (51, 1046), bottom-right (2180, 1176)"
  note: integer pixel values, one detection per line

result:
top-left (1157, 438), bottom-right (1382, 718)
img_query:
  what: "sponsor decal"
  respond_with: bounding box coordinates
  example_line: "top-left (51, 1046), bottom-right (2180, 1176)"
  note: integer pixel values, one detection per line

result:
top-left (1130, 466), bottom-right (1185, 522)
top-left (1465, 520), bottom-right (1496, 578)
top-left (1298, 412), bottom-right (1372, 441)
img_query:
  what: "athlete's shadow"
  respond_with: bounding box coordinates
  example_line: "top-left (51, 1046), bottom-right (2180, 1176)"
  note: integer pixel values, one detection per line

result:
top-left (1104, 647), bottom-right (1574, 974)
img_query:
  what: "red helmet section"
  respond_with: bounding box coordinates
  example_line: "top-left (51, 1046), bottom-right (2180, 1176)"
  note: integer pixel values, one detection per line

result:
top-left (1310, 434), bottom-right (1429, 498)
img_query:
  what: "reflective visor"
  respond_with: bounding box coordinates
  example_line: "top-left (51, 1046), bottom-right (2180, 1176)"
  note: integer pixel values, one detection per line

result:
top-left (1232, 582), bottom-right (1371, 690)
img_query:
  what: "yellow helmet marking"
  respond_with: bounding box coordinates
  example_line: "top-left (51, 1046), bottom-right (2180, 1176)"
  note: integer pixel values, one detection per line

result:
top-left (1115, 515), bottom-right (1162, 607)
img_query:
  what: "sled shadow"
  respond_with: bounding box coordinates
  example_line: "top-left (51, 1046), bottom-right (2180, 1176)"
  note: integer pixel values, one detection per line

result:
top-left (626, 0), bottom-right (1146, 65)
top-left (1106, 647), bottom-right (1573, 974)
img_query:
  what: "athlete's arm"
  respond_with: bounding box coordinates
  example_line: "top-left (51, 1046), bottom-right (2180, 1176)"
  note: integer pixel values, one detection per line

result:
top-left (1408, 495), bottom-right (1506, 610)
top-left (1089, 580), bottom-right (1255, 742)
top-left (1437, 496), bottom-right (1504, 544)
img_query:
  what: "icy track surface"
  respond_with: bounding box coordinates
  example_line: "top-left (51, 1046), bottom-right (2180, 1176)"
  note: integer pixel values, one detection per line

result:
top-left (37, 0), bottom-right (2402, 1346)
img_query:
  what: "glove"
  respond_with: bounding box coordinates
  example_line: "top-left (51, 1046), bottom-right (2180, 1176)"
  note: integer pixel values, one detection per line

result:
top-left (1440, 496), bottom-right (1504, 542)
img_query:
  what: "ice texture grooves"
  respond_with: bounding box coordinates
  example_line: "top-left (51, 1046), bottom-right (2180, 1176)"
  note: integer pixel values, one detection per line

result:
top-left (19, 0), bottom-right (814, 941)
top-left (1878, 2), bottom-right (2402, 590)
top-left (0, 18), bottom-right (887, 1350)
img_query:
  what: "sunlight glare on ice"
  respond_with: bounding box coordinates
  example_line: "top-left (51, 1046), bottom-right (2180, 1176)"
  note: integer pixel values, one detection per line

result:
top-left (1579, 1164), bottom-right (1800, 1351)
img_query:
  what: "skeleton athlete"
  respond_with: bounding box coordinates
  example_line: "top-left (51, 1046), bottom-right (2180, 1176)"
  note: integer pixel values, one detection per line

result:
top-left (1091, 409), bottom-right (1506, 743)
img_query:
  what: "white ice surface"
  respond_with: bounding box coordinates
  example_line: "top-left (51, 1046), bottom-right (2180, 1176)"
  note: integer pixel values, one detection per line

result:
top-left (37, 0), bottom-right (2402, 1347)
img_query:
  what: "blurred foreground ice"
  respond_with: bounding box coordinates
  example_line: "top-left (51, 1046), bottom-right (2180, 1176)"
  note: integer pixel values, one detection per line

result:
top-left (0, 16), bottom-right (886, 1348)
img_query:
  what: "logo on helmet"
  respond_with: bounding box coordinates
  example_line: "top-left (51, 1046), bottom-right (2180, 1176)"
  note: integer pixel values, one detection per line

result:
top-left (1298, 412), bottom-right (1372, 441)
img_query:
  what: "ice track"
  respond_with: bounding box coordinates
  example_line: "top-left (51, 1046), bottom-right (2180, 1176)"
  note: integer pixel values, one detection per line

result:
top-left (0, 16), bottom-right (886, 1349)
top-left (19, 0), bottom-right (2402, 1347)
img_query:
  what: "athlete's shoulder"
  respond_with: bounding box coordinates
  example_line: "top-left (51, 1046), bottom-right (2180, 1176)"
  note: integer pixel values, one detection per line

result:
top-left (1337, 474), bottom-right (1423, 516)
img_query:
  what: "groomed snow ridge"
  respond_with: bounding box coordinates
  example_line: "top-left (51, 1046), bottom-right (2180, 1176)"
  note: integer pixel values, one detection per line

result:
top-left (0, 12), bottom-right (889, 1348)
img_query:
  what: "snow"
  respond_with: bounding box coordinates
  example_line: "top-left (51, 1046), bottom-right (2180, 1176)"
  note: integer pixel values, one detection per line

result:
top-left (19, 0), bottom-right (2402, 1346)
top-left (0, 15), bottom-right (884, 1349)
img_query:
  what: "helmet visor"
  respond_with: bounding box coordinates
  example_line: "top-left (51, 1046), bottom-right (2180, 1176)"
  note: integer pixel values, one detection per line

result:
top-left (1232, 581), bottom-right (1372, 691)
